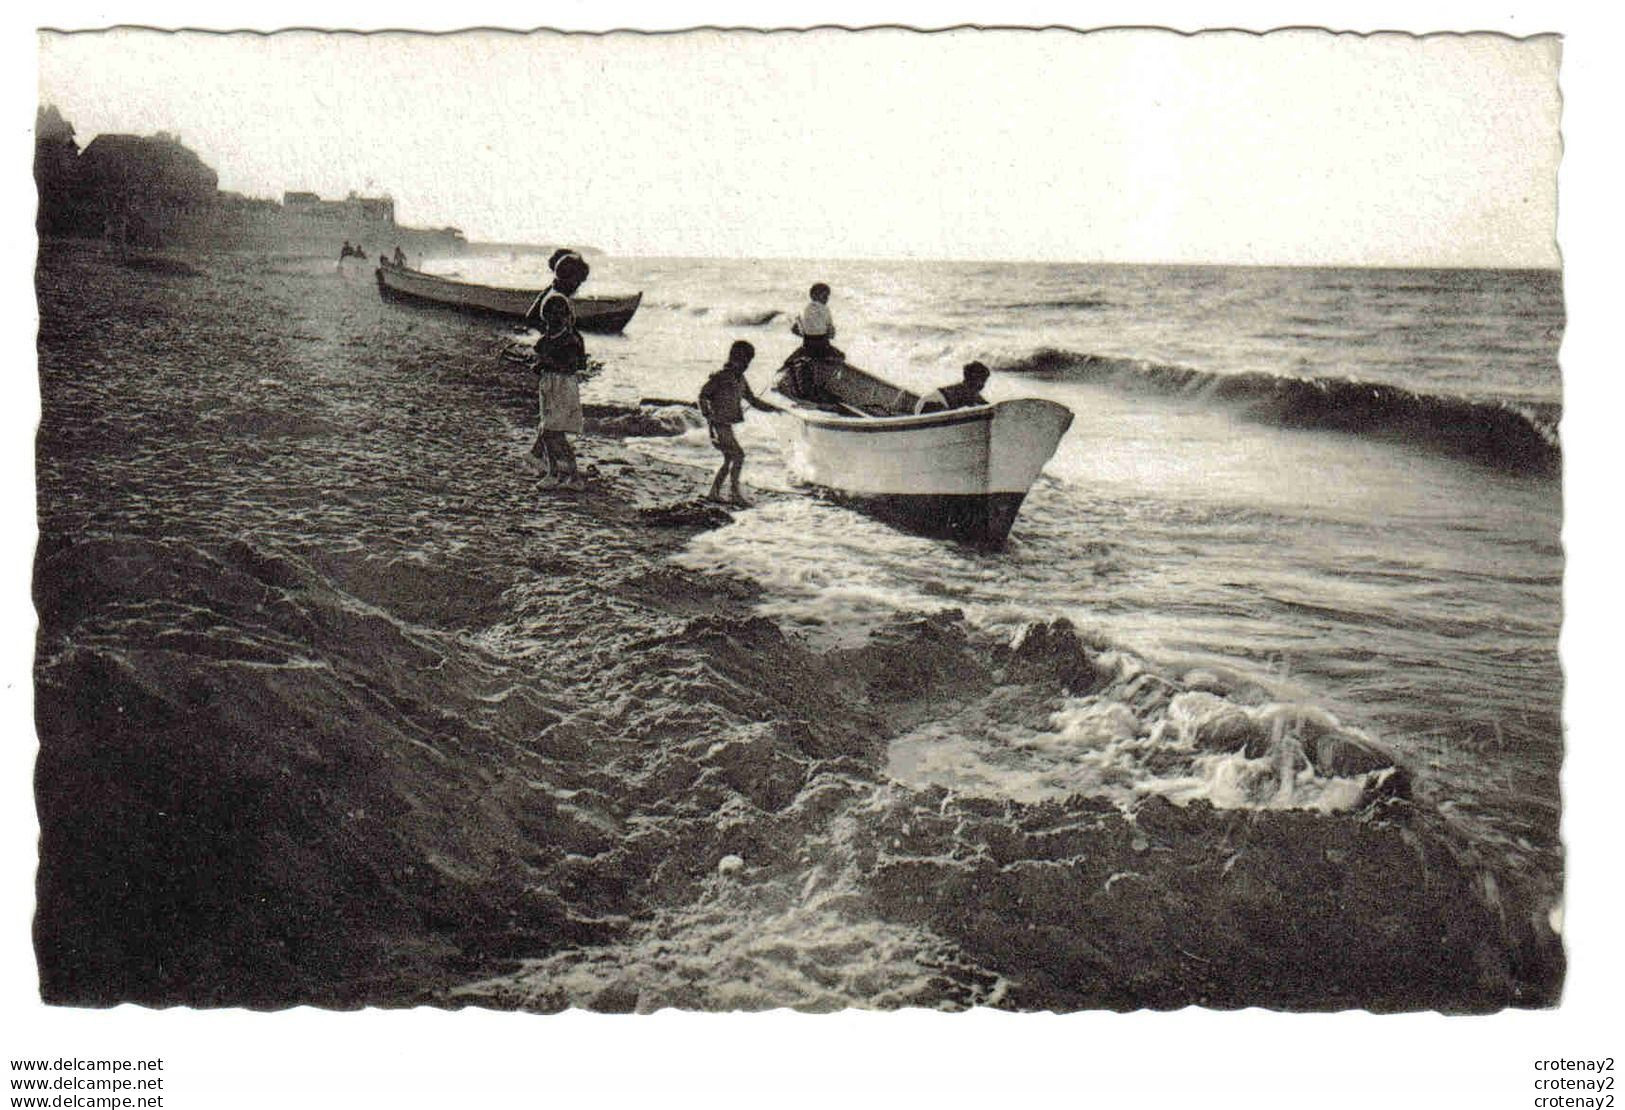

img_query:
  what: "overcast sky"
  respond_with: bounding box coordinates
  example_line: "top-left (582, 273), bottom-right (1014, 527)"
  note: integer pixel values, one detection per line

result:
top-left (37, 28), bottom-right (1560, 266)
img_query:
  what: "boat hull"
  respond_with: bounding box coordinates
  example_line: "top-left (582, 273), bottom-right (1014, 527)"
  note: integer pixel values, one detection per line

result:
top-left (812, 490), bottom-right (1032, 546)
top-left (773, 394), bottom-right (1074, 546)
top-left (375, 264), bottom-right (642, 333)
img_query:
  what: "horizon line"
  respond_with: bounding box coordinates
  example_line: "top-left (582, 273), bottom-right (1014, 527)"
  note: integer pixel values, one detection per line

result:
top-left (468, 243), bottom-right (1562, 272)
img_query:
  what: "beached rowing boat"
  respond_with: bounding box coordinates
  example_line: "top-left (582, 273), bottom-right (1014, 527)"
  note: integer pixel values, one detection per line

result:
top-left (769, 359), bottom-right (1073, 546)
top-left (374, 262), bottom-right (643, 333)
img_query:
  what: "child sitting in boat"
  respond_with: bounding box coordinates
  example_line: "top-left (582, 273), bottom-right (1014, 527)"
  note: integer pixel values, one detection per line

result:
top-left (779, 282), bottom-right (846, 402)
top-left (790, 283), bottom-right (843, 361)
top-left (700, 340), bottom-right (780, 506)
top-left (915, 361), bottom-right (992, 413)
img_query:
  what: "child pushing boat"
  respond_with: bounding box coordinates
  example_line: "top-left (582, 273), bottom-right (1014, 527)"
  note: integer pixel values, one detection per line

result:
top-left (699, 340), bottom-right (780, 506)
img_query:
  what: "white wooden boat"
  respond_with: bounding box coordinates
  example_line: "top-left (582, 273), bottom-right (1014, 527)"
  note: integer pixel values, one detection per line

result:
top-left (770, 360), bottom-right (1073, 546)
top-left (375, 261), bottom-right (643, 333)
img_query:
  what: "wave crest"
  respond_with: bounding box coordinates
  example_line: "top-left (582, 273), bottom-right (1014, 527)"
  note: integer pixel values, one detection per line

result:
top-left (1000, 348), bottom-right (1560, 474)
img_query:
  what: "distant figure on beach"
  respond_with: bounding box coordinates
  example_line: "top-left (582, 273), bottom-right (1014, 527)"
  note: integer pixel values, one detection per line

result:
top-left (699, 340), bottom-right (779, 506)
top-left (915, 361), bottom-right (992, 414)
top-left (523, 249), bottom-right (591, 490)
top-left (393, 245), bottom-right (407, 267)
top-left (340, 241), bottom-right (355, 259)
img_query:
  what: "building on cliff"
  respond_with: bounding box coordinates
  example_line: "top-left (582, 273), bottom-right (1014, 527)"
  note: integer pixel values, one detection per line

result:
top-left (35, 104), bottom-right (466, 258)
top-left (34, 105), bottom-right (88, 239)
top-left (78, 132), bottom-right (220, 247)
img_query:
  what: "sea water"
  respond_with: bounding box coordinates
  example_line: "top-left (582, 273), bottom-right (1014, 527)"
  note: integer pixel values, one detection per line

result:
top-left (454, 253), bottom-right (1563, 896)
top-left (34, 244), bottom-right (1564, 1010)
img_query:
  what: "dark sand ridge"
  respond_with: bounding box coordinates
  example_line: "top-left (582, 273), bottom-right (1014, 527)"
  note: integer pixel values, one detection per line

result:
top-left (32, 243), bottom-right (1562, 1011)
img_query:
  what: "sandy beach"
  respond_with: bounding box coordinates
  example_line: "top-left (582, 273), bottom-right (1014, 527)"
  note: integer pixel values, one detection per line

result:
top-left (29, 241), bottom-right (1563, 1012)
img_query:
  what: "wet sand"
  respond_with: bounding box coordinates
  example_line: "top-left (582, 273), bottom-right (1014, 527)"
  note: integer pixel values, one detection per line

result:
top-left (32, 242), bottom-right (1561, 1011)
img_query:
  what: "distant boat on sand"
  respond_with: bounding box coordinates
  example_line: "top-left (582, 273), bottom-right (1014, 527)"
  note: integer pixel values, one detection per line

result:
top-left (374, 261), bottom-right (642, 334)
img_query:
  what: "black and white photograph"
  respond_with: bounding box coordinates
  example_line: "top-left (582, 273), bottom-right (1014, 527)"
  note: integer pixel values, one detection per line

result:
top-left (8, 4), bottom-right (1621, 1106)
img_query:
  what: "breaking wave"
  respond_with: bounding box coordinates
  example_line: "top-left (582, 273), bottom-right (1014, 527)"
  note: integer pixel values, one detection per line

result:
top-left (31, 242), bottom-right (1566, 1013)
top-left (999, 297), bottom-right (1112, 311)
top-left (999, 348), bottom-right (1560, 475)
top-left (723, 308), bottom-right (783, 327)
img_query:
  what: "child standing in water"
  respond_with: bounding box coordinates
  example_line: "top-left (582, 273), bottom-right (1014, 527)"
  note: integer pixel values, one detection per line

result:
top-left (524, 250), bottom-right (590, 490)
top-left (699, 340), bottom-right (779, 506)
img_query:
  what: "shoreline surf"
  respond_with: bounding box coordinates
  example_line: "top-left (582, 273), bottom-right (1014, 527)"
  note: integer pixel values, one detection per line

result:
top-left (31, 241), bottom-right (1565, 1012)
